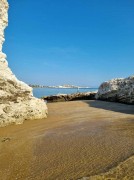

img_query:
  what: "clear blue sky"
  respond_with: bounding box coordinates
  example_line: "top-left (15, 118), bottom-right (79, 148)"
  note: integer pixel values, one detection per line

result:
top-left (3, 0), bottom-right (134, 87)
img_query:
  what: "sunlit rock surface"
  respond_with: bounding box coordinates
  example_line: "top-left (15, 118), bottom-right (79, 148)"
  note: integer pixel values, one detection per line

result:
top-left (96, 76), bottom-right (134, 104)
top-left (0, 0), bottom-right (48, 127)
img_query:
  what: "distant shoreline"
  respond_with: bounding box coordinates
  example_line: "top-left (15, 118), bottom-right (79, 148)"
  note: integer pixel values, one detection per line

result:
top-left (33, 87), bottom-right (98, 98)
top-left (29, 84), bottom-right (98, 89)
top-left (31, 87), bottom-right (98, 89)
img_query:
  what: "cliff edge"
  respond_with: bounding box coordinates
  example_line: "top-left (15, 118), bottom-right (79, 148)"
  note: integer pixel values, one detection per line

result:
top-left (0, 0), bottom-right (48, 127)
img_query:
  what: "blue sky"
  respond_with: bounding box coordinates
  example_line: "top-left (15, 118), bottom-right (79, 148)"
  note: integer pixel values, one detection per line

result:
top-left (3, 0), bottom-right (134, 87)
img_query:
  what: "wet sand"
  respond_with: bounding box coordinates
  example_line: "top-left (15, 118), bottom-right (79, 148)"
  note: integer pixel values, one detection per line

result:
top-left (0, 100), bottom-right (134, 180)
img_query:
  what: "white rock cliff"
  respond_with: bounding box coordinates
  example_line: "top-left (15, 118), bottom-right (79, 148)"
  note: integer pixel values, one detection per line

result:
top-left (0, 0), bottom-right (48, 127)
top-left (96, 76), bottom-right (134, 104)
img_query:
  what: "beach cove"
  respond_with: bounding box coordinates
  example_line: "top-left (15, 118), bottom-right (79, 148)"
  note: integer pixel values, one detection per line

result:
top-left (0, 100), bottom-right (134, 180)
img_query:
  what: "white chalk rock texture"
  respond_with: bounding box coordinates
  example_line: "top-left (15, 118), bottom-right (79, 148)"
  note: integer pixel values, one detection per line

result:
top-left (0, 0), bottom-right (48, 127)
top-left (96, 76), bottom-right (134, 104)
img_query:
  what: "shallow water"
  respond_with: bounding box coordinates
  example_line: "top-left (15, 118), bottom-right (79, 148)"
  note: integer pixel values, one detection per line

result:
top-left (33, 88), bottom-right (98, 98)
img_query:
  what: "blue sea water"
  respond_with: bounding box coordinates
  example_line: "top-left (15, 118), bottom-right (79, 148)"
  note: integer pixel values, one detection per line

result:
top-left (33, 88), bottom-right (98, 98)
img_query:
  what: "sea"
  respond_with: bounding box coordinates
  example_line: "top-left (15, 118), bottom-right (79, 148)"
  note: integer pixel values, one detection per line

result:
top-left (33, 88), bottom-right (98, 98)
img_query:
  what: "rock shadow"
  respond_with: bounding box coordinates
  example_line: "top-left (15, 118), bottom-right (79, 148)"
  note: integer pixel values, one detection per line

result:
top-left (84, 100), bottom-right (134, 115)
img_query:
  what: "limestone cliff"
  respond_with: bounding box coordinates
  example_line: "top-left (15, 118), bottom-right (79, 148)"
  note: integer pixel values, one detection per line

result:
top-left (0, 0), bottom-right (48, 127)
top-left (96, 75), bottom-right (134, 104)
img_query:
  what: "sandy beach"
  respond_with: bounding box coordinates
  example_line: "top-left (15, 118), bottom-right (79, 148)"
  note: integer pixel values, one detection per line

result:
top-left (0, 100), bottom-right (134, 180)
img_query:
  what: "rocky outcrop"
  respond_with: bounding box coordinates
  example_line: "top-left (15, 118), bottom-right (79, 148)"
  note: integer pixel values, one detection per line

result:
top-left (42, 92), bottom-right (96, 103)
top-left (0, 0), bottom-right (48, 127)
top-left (96, 76), bottom-right (134, 104)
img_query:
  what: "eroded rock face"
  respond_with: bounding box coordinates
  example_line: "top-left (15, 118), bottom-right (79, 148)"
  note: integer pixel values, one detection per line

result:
top-left (96, 76), bottom-right (134, 104)
top-left (0, 0), bottom-right (48, 127)
top-left (43, 92), bottom-right (96, 103)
